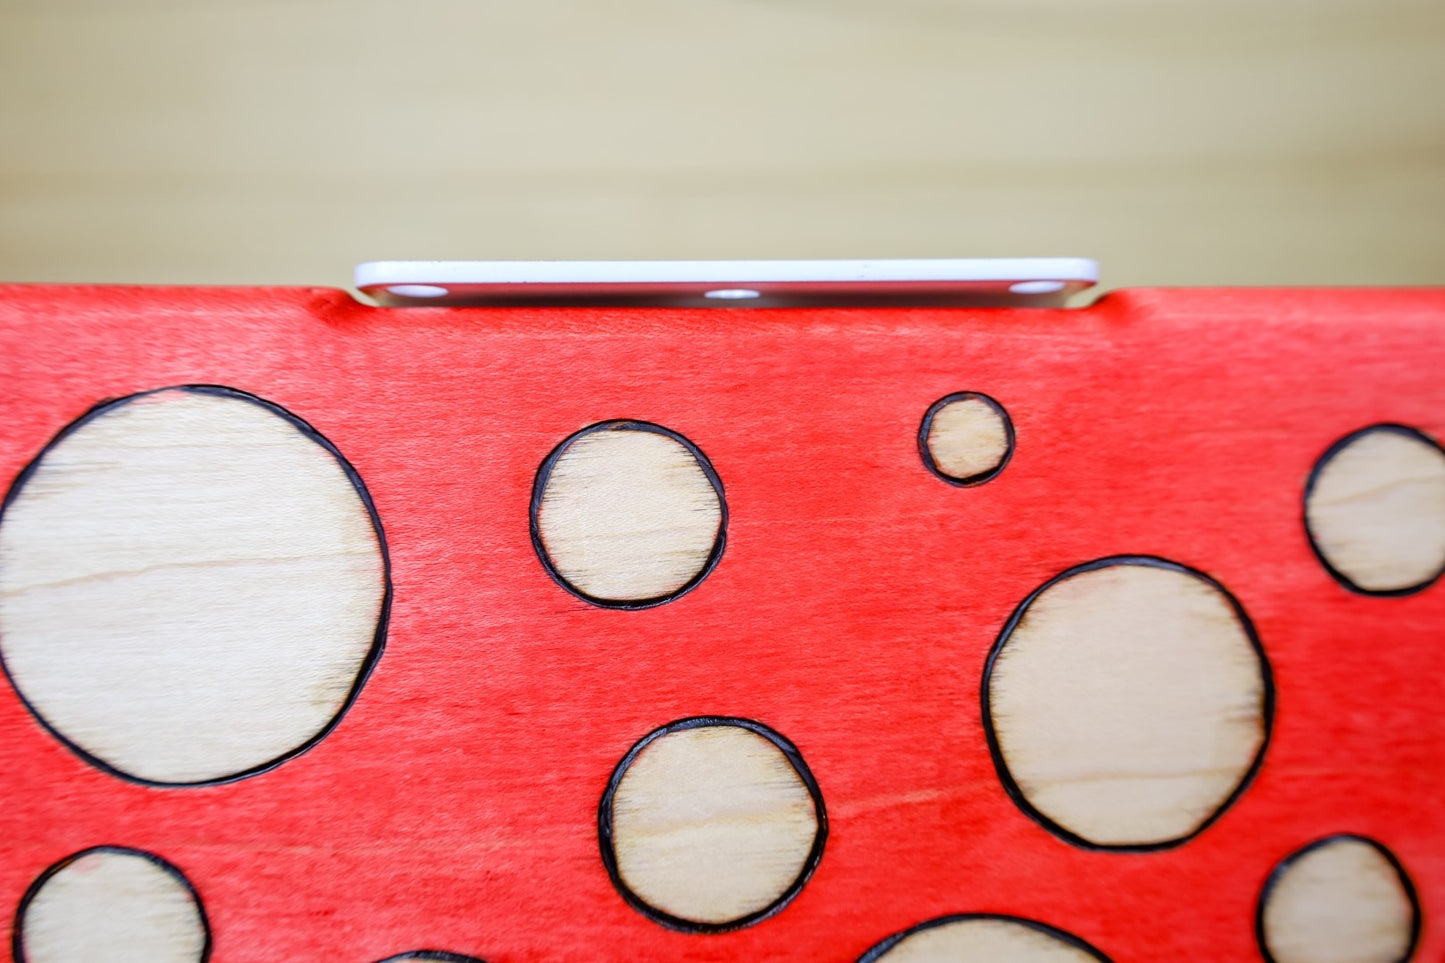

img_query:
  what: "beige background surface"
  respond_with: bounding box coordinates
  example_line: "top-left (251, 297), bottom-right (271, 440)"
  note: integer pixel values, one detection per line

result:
top-left (2, 0), bottom-right (1443, 295)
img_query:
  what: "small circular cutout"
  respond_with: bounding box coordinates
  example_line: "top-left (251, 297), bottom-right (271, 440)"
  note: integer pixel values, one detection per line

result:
top-left (1304, 424), bottom-right (1445, 596)
top-left (919, 393), bottom-right (1015, 486)
top-left (983, 556), bottom-right (1272, 850)
top-left (599, 717), bottom-right (826, 932)
top-left (14, 846), bottom-right (210, 963)
top-left (1009, 280), bottom-right (1067, 295)
top-left (1257, 835), bottom-right (1419, 963)
top-left (857, 914), bottom-right (1111, 962)
top-left (704, 288), bottom-right (762, 300)
top-left (531, 421), bottom-right (726, 608)
top-left (386, 284), bottom-right (449, 298)
top-left (0, 386), bottom-right (390, 785)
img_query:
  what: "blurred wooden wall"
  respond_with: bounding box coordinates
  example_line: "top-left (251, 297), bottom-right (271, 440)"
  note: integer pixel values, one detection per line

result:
top-left (2, 0), bottom-right (1442, 293)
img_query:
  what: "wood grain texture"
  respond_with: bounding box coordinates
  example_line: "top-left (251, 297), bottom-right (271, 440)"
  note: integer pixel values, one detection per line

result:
top-left (0, 387), bottom-right (388, 785)
top-left (534, 422), bottom-right (724, 606)
top-left (1305, 425), bottom-right (1445, 595)
top-left (921, 394), bottom-right (1012, 485)
top-left (0, 285), bottom-right (1440, 962)
top-left (605, 721), bottom-right (821, 929)
top-left (15, 847), bottom-right (207, 963)
top-left (1258, 836), bottom-right (1418, 963)
top-left (859, 916), bottom-right (1106, 963)
top-left (985, 558), bottom-right (1269, 849)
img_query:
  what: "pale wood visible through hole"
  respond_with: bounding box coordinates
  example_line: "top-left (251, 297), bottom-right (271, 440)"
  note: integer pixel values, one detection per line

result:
top-left (988, 561), bottom-right (1267, 847)
top-left (610, 724), bottom-right (819, 926)
top-left (867, 918), bottom-right (1102, 963)
top-left (1261, 837), bottom-right (1416, 963)
top-left (536, 425), bottom-right (722, 603)
top-left (0, 388), bottom-right (387, 785)
top-left (1306, 427), bottom-right (1445, 593)
top-left (19, 850), bottom-right (207, 963)
top-left (925, 396), bottom-right (1010, 482)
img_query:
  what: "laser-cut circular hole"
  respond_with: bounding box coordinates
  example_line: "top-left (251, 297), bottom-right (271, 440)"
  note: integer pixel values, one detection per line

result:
top-left (1009, 280), bottom-right (1067, 295)
top-left (983, 556), bottom-right (1272, 850)
top-left (919, 393), bottom-right (1015, 486)
top-left (14, 846), bottom-right (210, 963)
top-left (857, 914), bottom-right (1111, 962)
top-left (0, 386), bottom-right (390, 786)
top-left (599, 717), bottom-right (826, 932)
top-left (1258, 835), bottom-right (1420, 963)
top-left (386, 284), bottom-right (449, 298)
top-left (704, 288), bottom-right (762, 300)
top-left (1304, 424), bottom-right (1445, 596)
top-left (531, 421), bottom-right (726, 608)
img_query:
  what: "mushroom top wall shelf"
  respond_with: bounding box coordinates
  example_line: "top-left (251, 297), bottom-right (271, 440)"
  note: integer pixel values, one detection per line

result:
top-left (0, 279), bottom-right (1440, 962)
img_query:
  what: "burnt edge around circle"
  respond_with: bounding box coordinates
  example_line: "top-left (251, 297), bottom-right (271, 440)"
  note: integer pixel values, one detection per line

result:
top-left (917, 391), bottom-right (1016, 487)
top-left (0, 384), bottom-right (394, 788)
top-left (596, 715), bottom-right (828, 934)
top-left (979, 554), bottom-right (1276, 853)
top-left (854, 912), bottom-right (1112, 962)
top-left (1302, 422), bottom-right (1445, 597)
top-left (12, 844), bottom-right (213, 963)
top-left (1254, 833), bottom-right (1422, 963)
top-left (529, 420), bottom-right (728, 610)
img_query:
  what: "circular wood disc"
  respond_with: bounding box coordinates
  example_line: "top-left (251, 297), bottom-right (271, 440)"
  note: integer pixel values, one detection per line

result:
top-left (16, 847), bottom-right (209, 963)
top-left (919, 393), bottom-right (1015, 486)
top-left (0, 386), bottom-right (389, 785)
top-left (983, 556), bottom-right (1271, 849)
top-left (1258, 835), bottom-right (1419, 963)
top-left (857, 914), bottom-right (1110, 963)
top-left (599, 717), bottom-right (826, 931)
top-left (532, 421), bottom-right (726, 608)
top-left (1305, 424), bottom-right (1445, 595)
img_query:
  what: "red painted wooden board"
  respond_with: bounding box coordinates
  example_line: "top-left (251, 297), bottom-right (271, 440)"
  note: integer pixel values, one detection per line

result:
top-left (0, 284), bottom-right (1441, 961)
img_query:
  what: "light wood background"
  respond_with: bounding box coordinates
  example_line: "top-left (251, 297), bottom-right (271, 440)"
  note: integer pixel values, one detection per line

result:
top-left (1, 0), bottom-right (1443, 294)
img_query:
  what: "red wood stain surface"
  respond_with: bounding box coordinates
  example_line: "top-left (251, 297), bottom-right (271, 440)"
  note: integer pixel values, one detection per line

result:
top-left (0, 286), bottom-right (1441, 961)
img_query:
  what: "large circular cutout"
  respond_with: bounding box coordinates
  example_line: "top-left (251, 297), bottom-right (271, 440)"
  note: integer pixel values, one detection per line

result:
top-left (599, 717), bottom-right (826, 932)
top-left (857, 914), bottom-right (1110, 962)
top-left (531, 421), bottom-right (726, 608)
top-left (919, 392), bottom-right (1015, 486)
top-left (0, 386), bottom-right (390, 786)
top-left (1257, 835), bottom-right (1419, 963)
top-left (15, 846), bottom-right (210, 963)
top-left (983, 556), bottom-right (1272, 850)
top-left (1304, 424), bottom-right (1445, 596)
